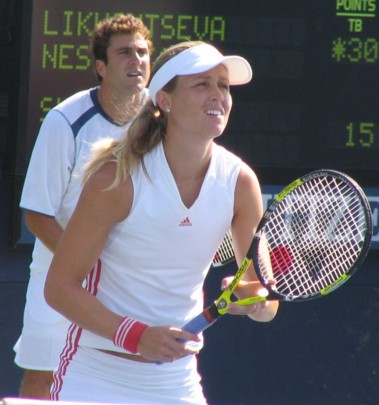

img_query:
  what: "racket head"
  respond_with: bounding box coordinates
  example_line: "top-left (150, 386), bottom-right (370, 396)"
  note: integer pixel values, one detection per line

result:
top-left (212, 229), bottom-right (235, 267)
top-left (251, 169), bottom-right (372, 302)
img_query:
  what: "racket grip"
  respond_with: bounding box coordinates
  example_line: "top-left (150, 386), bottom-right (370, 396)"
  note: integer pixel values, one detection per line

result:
top-left (155, 314), bottom-right (210, 365)
top-left (155, 309), bottom-right (219, 364)
top-left (181, 312), bottom-right (215, 335)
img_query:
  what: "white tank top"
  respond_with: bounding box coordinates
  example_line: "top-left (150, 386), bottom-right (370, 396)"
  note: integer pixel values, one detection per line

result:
top-left (79, 141), bottom-right (241, 352)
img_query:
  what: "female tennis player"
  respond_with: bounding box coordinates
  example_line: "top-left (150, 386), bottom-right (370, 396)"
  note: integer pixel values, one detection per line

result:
top-left (45, 40), bottom-right (279, 404)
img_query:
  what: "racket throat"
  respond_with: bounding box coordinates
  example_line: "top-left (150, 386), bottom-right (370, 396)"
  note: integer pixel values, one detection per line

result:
top-left (204, 303), bottom-right (223, 323)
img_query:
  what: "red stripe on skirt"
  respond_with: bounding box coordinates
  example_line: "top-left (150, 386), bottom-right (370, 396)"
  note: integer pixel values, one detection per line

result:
top-left (50, 259), bottom-right (102, 400)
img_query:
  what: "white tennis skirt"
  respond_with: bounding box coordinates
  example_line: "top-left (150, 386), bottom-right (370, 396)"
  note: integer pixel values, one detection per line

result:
top-left (13, 270), bottom-right (70, 370)
top-left (52, 346), bottom-right (207, 404)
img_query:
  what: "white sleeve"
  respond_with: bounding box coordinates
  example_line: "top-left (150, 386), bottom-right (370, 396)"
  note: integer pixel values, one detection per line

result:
top-left (20, 109), bottom-right (76, 216)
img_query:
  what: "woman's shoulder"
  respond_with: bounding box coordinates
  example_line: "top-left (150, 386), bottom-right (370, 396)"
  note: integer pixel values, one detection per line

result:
top-left (86, 160), bottom-right (118, 189)
top-left (213, 142), bottom-right (243, 164)
top-left (83, 161), bottom-right (133, 221)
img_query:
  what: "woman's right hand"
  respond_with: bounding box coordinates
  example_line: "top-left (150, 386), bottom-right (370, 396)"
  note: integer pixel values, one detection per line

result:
top-left (138, 326), bottom-right (201, 362)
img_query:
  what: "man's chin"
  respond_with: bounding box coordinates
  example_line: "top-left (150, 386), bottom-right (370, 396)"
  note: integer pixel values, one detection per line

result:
top-left (127, 80), bottom-right (147, 94)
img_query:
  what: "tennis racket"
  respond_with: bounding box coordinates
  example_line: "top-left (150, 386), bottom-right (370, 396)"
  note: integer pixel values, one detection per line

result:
top-left (212, 229), bottom-right (235, 267)
top-left (183, 169), bottom-right (373, 334)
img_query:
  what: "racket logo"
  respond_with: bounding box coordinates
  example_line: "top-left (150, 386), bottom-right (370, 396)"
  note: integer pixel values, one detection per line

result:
top-left (269, 246), bottom-right (293, 275)
top-left (275, 194), bottom-right (367, 245)
top-left (216, 298), bottom-right (228, 310)
top-left (309, 266), bottom-right (321, 281)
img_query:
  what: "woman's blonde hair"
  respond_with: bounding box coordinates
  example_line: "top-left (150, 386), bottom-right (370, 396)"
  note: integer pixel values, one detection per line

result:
top-left (83, 40), bottom-right (207, 189)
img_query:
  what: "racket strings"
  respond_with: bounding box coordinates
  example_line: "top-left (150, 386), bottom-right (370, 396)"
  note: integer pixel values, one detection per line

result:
top-left (258, 175), bottom-right (369, 299)
top-left (212, 229), bottom-right (234, 267)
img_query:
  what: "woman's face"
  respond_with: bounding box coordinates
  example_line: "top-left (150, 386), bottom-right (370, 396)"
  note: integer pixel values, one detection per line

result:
top-left (164, 64), bottom-right (233, 140)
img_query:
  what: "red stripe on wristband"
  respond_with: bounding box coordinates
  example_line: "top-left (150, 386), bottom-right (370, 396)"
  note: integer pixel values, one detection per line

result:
top-left (113, 316), bottom-right (149, 354)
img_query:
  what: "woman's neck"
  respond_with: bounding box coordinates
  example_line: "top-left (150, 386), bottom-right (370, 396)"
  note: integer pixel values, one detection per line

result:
top-left (163, 137), bottom-right (212, 186)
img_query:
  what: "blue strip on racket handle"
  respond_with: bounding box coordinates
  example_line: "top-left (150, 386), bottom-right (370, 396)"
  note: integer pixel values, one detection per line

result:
top-left (156, 306), bottom-right (219, 363)
top-left (156, 312), bottom-right (217, 364)
top-left (180, 303), bottom-right (221, 337)
top-left (181, 312), bottom-right (214, 335)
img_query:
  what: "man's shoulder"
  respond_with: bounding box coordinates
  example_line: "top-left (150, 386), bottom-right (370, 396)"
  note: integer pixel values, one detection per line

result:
top-left (55, 87), bottom-right (95, 110)
top-left (46, 87), bottom-right (98, 126)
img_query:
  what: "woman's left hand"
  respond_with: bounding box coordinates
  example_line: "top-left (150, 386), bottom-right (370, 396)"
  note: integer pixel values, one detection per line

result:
top-left (221, 277), bottom-right (278, 321)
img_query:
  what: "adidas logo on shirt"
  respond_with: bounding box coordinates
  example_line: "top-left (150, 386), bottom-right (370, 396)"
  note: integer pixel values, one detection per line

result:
top-left (179, 217), bottom-right (192, 227)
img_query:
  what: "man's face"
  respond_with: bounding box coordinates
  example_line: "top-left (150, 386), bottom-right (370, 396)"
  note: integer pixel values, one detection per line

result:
top-left (96, 33), bottom-right (150, 95)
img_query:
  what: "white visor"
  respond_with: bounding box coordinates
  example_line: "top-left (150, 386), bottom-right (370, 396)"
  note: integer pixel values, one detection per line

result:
top-left (149, 43), bottom-right (253, 105)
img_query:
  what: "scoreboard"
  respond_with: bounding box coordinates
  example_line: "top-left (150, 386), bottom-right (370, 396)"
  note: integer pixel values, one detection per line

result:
top-left (13, 0), bottom-right (379, 245)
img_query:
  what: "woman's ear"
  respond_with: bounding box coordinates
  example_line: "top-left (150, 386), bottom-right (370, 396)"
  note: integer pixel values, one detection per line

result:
top-left (155, 90), bottom-right (171, 112)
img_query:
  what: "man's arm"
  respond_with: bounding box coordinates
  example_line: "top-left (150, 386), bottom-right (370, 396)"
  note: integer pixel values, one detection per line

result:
top-left (25, 210), bottom-right (63, 253)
